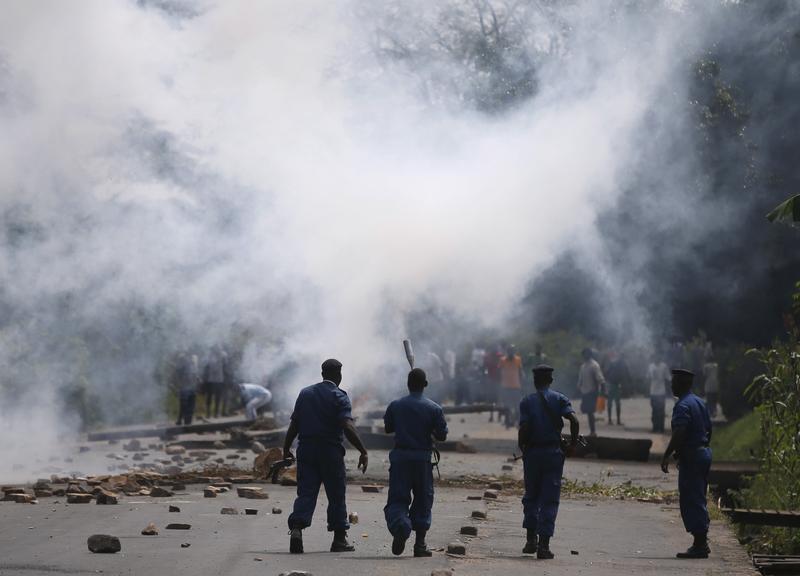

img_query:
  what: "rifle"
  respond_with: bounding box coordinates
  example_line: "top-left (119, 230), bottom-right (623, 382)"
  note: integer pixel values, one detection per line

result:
top-left (514, 435), bottom-right (589, 460)
top-left (266, 457), bottom-right (295, 484)
top-left (404, 339), bottom-right (442, 480)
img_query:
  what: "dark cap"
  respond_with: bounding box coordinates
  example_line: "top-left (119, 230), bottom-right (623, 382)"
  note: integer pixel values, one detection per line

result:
top-left (532, 364), bottom-right (554, 374)
top-left (671, 368), bottom-right (694, 378)
top-left (321, 358), bottom-right (343, 373)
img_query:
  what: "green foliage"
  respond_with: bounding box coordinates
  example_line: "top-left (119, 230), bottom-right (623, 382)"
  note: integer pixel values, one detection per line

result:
top-left (733, 473), bottom-right (800, 554)
top-left (733, 289), bottom-right (800, 553)
top-left (710, 411), bottom-right (761, 462)
top-left (693, 57), bottom-right (749, 129)
top-left (767, 194), bottom-right (800, 224)
top-left (745, 342), bottom-right (800, 510)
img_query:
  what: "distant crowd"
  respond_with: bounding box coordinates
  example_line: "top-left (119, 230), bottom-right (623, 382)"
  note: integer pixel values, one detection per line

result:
top-left (168, 338), bottom-right (721, 435)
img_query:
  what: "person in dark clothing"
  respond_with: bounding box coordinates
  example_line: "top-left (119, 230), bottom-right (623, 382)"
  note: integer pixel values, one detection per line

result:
top-left (383, 368), bottom-right (448, 557)
top-left (203, 346), bottom-right (227, 418)
top-left (284, 359), bottom-right (369, 554)
top-left (661, 368), bottom-right (713, 559)
top-left (603, 349), bottom-right (630, 426)
top-left (519, 365), bottom-right (580, 559)
top-left (174, 352), bottom-right (198, 425)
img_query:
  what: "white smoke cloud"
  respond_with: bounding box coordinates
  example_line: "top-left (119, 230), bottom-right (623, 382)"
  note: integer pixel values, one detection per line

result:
top-left (0, 0), bottom-right (720, 476)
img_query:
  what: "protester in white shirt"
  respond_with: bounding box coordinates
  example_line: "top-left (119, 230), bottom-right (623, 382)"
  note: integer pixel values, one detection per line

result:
top-left (647, 359), bottom-right (670, 433)
top-left (239, 383), bottom-right (273, 421)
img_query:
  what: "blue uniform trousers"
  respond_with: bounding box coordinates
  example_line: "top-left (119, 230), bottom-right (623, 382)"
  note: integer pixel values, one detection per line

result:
top-left (384, 450), bottom-right (434, 539)
top-left (678, 447), bottom-right (711, 534)
top-left (522, 447), bottom-right (564, 537)
top-left (288, 442), bottom-right (349, 532)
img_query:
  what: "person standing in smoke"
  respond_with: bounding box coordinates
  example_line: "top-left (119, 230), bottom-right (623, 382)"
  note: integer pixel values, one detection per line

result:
top-left (498, 344), bottom-right (524, 428)
top-left (524, 343), bottom-right (548, 392)
top-left (174, 351), bottom-right (199, 426)
top-left (647, 354), bottom-right (671, 433)
top-left (702, 352), bottom-right (719, 418)
top-left (443, 348), bottom-right (457, 401)
top-left (577, 348), bottom-right (605, 436)
top-left (483, 344), bottom-right (503, 422)
top-left (284, 359), bottom-right (368, 554)
top-left (423, 351), bottom-right (445, 403)
top-left (202, 345), bottom-right (227, 418)
top-left (221, 348), bottom-right (239, 416)
top-left (383, 368), bottom-right (448, 557)
top-left (603, 348), bottom-right (630, 426)
top-left (661, 369), bottom-right (713, 559)
top-left (519, 365), bottom-right (580, 559)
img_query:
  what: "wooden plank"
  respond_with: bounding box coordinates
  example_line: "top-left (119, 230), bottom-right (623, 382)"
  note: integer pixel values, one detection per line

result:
top-left (723, 508), bottom-right (800, 528)
top-left (752, 555), bottom-right (800, 575)
top-left (87, 418), bottom-right (254, 441)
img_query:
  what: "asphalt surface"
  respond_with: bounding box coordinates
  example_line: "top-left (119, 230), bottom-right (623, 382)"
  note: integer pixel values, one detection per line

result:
top-left (0, 483), bottom-right (753, 576)
top-left (0, 397), bottom-right (750, 576)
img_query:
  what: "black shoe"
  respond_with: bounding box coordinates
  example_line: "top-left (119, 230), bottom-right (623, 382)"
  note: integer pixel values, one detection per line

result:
top-left (676, 545), bottom-right (710, 559)
top-left (392, 533), bottom-right (407, 556)
top-left (413, 544), bottom-right (432, 557)
top-left (289, 528), bottom-right (303, 554)
top-left (523, 539), bottom-right (538, 554)
top-left (331, 531), bottom-right (355, 552)
top-left (537, 547), bottom-right (554, 560)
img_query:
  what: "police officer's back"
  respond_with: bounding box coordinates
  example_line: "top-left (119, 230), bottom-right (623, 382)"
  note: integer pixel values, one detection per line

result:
top-left (283, 359), bottom-right (368, 554)
top-left (383, 368), bottom-right (448, 557)
top-left (518, 365), bottom-right (579, 559)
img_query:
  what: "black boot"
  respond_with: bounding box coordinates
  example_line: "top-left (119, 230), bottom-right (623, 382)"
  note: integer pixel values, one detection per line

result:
top-left (392, 531), bottom-right (408, 556)
top-left (522, 529), bottom-right (538, 554)
top-left (330, 529), bottom-right (355, 552)
top-left (537, 535), bottom-right (554, 559)
top-left (677, 532), bottom-right (710, 559)
top-left (413, 530), bottom-right (432, 557)
top-left (289, 528), bottom-right (303, 554)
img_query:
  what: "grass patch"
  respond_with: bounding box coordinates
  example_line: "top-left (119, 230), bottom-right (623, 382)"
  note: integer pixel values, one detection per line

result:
top-left (561, 478), bottom-right (676, 502)
top-left (710, 411), bottom-right (761, 462)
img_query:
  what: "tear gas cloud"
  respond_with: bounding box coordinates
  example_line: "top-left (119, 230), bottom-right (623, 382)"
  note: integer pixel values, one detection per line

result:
top-left (0, 0), bottom-right (750, 471)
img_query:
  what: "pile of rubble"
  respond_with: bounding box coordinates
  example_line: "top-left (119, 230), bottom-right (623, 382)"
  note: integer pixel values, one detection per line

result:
top-left (1, 466), bottom-right (270, 505)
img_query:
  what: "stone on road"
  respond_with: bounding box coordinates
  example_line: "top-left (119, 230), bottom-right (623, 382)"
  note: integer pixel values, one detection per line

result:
top-left (87, 534), bottom-right (121, 553)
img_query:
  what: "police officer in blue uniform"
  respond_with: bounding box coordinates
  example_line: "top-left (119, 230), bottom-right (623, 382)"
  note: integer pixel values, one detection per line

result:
top-left (383, 368), bottom-right (448, 557)
top-left (661, 368), bottom-right (713, 559)
top-left (518, 365), bottom-right (579, 559)
top-left (283, 359), bottom-right (369, 554)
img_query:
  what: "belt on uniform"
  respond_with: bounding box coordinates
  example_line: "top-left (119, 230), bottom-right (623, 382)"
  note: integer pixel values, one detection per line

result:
top-left (526, 441), bottom-right (561, 449)
top-left (393, 446), bottom-right (433, 451)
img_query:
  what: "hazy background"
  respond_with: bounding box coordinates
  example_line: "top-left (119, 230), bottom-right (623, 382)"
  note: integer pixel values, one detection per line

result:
top-left (1, 0), bottom-right (799, 465)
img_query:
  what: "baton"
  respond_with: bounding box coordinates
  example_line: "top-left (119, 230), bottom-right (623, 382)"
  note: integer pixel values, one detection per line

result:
top-left (403, 339), bottom-right (415, 369)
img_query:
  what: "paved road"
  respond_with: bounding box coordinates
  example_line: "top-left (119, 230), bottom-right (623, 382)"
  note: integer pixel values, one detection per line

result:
top-left (0, 483), bottom-right (753, 576)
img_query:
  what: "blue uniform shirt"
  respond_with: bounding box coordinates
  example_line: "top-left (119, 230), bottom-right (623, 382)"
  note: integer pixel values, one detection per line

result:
top-left (384, 392), bottom-right (448, 452)
top-left (291, 380), bottom-right (352, 445)
top-left (519, 388), bottom-right (575, 446)
top-left (671, 392), bottom-right (712, 450)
